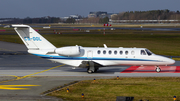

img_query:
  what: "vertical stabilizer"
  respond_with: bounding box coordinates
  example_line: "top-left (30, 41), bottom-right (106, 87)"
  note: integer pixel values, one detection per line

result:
top-left (12, 25), bottom-right (56, 50)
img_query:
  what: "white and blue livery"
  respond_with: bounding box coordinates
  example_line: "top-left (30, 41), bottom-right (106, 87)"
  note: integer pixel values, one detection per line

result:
top-left (12, 25), bottom-right (175, 73)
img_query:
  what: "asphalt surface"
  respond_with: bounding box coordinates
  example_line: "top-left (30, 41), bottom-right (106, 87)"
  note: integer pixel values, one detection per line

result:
top-left (0, 41), bottom-right (180, 101)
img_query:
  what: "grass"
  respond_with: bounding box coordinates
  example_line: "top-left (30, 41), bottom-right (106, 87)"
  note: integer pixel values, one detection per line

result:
top-left (31, 23), bottom-right (180, 28)
top-left (42, 29), bottom-right (180, 56)
top-left (0, 28), bottom-right (180, 56)
top-left (48, 77), bottom-right (180, 101)
top-left (172, 58), bottom-right (180, 61)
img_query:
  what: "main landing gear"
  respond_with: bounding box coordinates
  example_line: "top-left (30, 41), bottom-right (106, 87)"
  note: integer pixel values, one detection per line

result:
top-left (87, 61), bottom-right (99, 74)
top-left (155, 66), bottom-right (161, 73)
top-left (79, 61), bottom-right (99, 74)
top-left (87, 67), bottom-right (99, 74)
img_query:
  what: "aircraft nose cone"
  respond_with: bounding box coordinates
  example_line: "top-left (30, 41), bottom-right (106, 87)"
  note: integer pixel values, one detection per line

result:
top-left (168, 58), bottom-right (175, 65)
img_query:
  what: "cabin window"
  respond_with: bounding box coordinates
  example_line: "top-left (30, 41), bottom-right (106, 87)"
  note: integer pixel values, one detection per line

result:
top-left (145, 49), bottom-right (152, 56)
top-left (103, 50), bottom-right (106, 54)
top-left (120, 51), bottom-right (123, 55)
top-left (125, 51), bottom-right (128, 55)
top-left (97, 50), bottom-right (101, 54)
top-left (109, 50), bottom-right (112, 54)
top-left (131, 51), bottom-right (135, 55)
top-left (114, 50), bottom-right (117, 55)
top-left (141, 50), bottom-right (146, 55)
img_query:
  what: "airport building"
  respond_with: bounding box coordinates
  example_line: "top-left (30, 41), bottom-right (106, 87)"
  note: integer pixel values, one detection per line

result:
top-left (88, 11), bottom-right (117, 18)
top-left (109, 19), bottom-right (180, 24)
top-left (88, 11), bottom-right (107, 18)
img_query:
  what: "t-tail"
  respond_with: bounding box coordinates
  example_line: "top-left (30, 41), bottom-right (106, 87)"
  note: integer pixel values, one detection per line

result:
top-left (12, 25), bottom-right (56, 54)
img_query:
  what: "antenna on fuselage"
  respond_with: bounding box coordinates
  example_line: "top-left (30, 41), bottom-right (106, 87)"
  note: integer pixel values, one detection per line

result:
top-left (103, 44), bottom-right (107, 48)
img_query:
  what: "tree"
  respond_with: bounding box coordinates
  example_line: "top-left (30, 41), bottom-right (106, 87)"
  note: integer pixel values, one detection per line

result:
top-left (112, 9), bottom-right (176, 20)
top-left (177, 10), bottom-right (180, 13)
top-left (66, 17), bottom-right (76, 23)
top-left (99, 17), bottom-right (109, 24)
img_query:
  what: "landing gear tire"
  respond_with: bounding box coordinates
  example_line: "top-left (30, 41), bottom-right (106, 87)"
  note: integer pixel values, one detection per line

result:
top-left (155, 67), bottom-right (161, 73)
top-left (87, 70), bottom-right (93, 74)
top-left (94, 68), bottom-right (99, 72)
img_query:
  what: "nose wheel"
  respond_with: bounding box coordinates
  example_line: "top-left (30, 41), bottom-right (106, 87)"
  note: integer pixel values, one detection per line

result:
top-left (155, 66), bottom-right (161, 73)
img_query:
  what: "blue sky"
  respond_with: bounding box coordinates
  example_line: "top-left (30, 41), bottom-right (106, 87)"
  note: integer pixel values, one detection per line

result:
top-left (0, 0), bottom-right (180, 18)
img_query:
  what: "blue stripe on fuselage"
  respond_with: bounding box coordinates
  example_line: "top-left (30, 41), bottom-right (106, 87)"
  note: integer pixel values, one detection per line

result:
top-left (32, 53), bottom-right (159, 62)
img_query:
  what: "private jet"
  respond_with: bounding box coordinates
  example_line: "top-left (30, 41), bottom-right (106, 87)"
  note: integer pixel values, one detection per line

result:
top-left (12, 25), bottom-right (175, 73)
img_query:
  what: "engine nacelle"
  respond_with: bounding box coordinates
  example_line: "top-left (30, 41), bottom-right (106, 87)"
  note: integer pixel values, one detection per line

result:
top-left (55, 46), bottom-right (80, 56)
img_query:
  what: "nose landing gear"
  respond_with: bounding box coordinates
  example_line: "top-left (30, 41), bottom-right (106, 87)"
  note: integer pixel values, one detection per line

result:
top-left (155, 66), bottom-right (161, 73)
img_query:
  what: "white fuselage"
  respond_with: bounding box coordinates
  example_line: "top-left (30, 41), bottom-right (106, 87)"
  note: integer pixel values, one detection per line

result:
top-left (12, 24), bottom-right (175, 73)
top-left (29, 46), bottom-right (175, 67)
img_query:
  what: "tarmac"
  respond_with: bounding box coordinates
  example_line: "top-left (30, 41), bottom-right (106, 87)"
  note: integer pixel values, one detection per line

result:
top-left (0, 41), bottom-right (180, 101)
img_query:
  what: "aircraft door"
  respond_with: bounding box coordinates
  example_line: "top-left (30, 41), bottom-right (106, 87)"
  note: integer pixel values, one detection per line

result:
top-left (87, 50), bottom-right (93, 60)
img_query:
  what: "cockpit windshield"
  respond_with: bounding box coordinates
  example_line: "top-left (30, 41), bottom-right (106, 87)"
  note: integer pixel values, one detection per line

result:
top-left (141, 50), bottom-right (146, 55)
top-left (145, 49), bottom-right (153, 56)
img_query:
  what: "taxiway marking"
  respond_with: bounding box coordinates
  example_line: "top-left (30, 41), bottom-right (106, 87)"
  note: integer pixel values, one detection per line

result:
top-left (15, 64), bottom-right (65, 80)
top-left (0, 85), bottom-right (40, 90)
top-left (121, 66), bottom-right (180, 73)
top-left (0, 64), bottom-right (65, 90)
